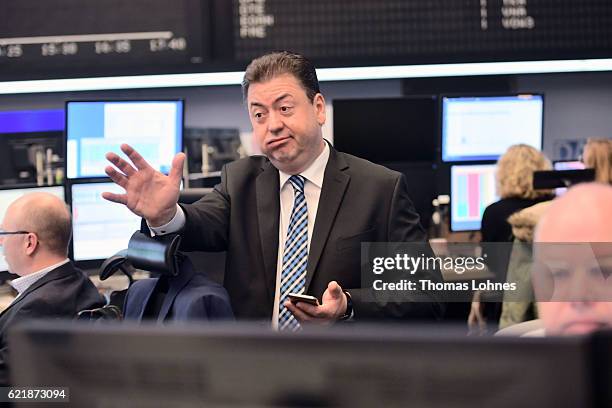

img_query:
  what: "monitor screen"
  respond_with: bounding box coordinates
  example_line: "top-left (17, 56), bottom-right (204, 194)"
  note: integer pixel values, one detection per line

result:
top-left (450, 164), bottom-right (499, 232)
top-left (333, 97), bottom-right (438, 163)
top-left (0, 109), bottom-right (64, 134)
top-left (0, 109), bottom-right (65, 186)
top-left (0, 186), bottom-right (65, 272)
top-left (70, 182), bottom-right (141, 262)
top-left (442, 94), bottom-right (543, 162)
top-left (66, 100), bottom-right (183, 179)
top-left (554, 160), bottom-right (585, 171)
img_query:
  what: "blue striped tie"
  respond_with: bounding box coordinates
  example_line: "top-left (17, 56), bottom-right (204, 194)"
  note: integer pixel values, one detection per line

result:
top-left (279, 175), bottom-right (308, 331)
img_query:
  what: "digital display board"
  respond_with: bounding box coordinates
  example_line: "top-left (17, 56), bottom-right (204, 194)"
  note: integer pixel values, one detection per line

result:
top-left (0, 0), bottom-right (611, 81)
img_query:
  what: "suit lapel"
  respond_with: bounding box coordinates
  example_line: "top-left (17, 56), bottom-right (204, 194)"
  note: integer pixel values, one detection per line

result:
top-left (157, 258), bottom-right (195, 322)
top-left (0, 263), bottom-right (73, 317)
top-left (135, 278), bottom-right (158, 320)
top-left (256, 161), bottom-right (280, 302)
top-left (305, 149), bottom-right (350, 292)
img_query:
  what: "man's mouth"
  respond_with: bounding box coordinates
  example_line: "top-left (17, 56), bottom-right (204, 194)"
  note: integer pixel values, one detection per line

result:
top-left (560, 320), bottom-right (608, 335)
top-left (267, 136), bottom-right (291, 148)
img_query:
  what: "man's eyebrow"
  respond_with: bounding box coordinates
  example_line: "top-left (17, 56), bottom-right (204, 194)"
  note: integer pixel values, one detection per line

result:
top-left (249, 93), bottom-right (293, 109)
top-left (273, 93), bottom-right (293, 104)
top-left (249, 101), bottom-right (265, 109)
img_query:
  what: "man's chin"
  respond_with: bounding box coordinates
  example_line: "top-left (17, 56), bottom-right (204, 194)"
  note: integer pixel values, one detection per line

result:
top-left (267, 152), bottom-right (302, 173)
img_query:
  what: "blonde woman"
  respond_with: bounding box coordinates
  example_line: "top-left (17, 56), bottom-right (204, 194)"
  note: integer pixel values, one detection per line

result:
top-left (470, 145), bottom-right (553, 332)
top-left (481, 144), bottom-right (553, 243)
top-left (582, 138), bottom-right (612, 184)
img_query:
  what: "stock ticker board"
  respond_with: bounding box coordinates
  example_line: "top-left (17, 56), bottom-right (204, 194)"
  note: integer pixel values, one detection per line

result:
top-left (232, 0), bottom-right (612, 65)
top-left (1, 0), bottom-right (611, 81)
top-left (0, 0), bottom-right (207, 80)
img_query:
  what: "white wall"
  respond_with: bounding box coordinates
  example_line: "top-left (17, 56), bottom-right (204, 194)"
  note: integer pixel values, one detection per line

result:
top-left (0, 73), bottom-right (610, 160)
top-left (516, 72), bottom-right (612, 159)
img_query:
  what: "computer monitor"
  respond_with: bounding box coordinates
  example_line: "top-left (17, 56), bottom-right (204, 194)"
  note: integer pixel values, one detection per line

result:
top-left (9, 322), bottom-right (606, 407)
top-left (533, 169), bottom-right (596, 190)
top-left (442, 94), bottom-right (543, 162)
top-left (450, 164), bottom-right (499, 232)
top-left (554, 160), bottom-right (585, 171)
top-left (69, 181), bottom-right (141, 265)
top-left (333, 97), bottom-right (438, 163)
top-left (0, 109), bottom-right (64, 134)
top-left (0, 109), bottom-right (65, 186)
top-left (553, 161), bottom-right (586, 196)
top-left (0, 185), bottom-right (65, 273)
top-left (66, 100), bottom-right (184, 179)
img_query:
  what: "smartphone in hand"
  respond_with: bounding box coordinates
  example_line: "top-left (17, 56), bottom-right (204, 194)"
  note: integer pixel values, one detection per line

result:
top-left (287, 293), bottom-right (319, 306)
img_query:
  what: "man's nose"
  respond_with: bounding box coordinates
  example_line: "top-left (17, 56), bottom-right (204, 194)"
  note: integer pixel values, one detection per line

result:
top-left (568, 271), bottom-right (599, 302)
top-left (268, 111), bottom-right (284, 133)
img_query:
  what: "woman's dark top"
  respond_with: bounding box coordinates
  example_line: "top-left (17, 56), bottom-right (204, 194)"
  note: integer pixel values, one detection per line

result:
top-left (481, 197), bottom-right (552, 243)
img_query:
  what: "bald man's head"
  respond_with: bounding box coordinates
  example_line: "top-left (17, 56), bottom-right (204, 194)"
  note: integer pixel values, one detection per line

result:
top-left (534, 183), bottom-right (612, 335)
top-left (535, 183), bottom-right (612, 243)
top-left (5, 192), bottom-right (72, 257)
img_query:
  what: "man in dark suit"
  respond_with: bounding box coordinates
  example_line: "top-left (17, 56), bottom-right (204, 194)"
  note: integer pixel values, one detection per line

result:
top-left (104, 51), bottom-right (442, 328)
top-left (0, 193), bottom-right (105, 384)
top-left (123, 257), bottom-right (234, 322)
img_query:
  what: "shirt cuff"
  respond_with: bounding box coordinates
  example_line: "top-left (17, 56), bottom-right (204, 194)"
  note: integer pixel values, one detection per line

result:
top-left (147, 204), bottom-right (186, 236)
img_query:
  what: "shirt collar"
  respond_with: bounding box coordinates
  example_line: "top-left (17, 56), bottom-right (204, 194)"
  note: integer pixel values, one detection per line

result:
top-left (9, 258), bottom-right (70, 296)
top-left (279, 141), bottom-right (330, 190)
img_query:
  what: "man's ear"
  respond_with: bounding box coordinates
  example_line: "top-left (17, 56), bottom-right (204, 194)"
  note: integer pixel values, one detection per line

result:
top-left (24, 233), bottom-right (39, 256)
top-left (314, 93), bottom-right (326, 126)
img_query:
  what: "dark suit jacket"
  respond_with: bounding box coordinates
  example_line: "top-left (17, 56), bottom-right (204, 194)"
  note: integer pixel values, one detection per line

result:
top-left (123, 257), bottom-right (234, 322)
top-left (0, 262), bottom-right (105, 385)
top-left (179, 145), bottom-right (443, 320)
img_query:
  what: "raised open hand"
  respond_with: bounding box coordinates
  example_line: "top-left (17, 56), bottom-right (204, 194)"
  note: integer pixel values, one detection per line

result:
top-left (103, 143), bottom-right (185, 227)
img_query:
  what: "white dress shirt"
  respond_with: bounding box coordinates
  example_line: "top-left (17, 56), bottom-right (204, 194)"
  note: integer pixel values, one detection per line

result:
top-left (9, 258), bottom-right (70, 300)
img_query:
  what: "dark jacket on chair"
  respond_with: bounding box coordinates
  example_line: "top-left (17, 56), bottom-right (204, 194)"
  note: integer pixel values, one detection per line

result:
top-left (0, 262), bottom-right (105, 385)
top-left (123, 257), bottom-right (234, 322)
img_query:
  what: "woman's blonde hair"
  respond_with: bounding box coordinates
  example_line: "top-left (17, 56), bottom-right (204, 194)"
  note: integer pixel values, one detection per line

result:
top-left (496, 144), bottom-right (552, 199)
top-left (582, 138), bottom-right (612, 184)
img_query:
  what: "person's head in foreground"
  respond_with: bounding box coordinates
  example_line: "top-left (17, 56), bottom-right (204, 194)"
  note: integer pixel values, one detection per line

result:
top-left (0, 193), bottom-right (71, 276)
top-left (533, 183), bottom-right (612, 335)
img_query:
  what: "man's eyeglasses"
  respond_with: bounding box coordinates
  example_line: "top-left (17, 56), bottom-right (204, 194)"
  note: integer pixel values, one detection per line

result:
top-left (0, 230), bottom-right (31, 236)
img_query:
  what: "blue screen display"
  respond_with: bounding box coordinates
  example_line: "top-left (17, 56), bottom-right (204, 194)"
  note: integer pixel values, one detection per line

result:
top-left (66, 100), bottom-right (183, 178)
top-left (0, 109), bottom-right (64, 134)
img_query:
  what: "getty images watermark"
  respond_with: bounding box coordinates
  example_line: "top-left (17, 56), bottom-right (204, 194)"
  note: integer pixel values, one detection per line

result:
top-left (360, 242), bottom-right (612, 303)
